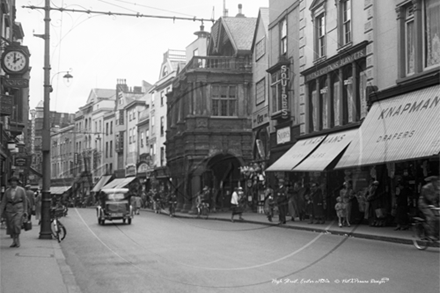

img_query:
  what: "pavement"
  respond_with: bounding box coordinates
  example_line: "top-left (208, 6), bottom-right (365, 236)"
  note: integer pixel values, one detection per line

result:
top-left (149, 208), bottom-right (421, 246)
top-left (0, 208), bottom-right (436, 293)
top-left (0, 220), bottom-right (81, 293)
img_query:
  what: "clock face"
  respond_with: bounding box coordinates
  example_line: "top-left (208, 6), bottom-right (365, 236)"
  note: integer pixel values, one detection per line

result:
top-left (2, 50), bottom-right (28, 73)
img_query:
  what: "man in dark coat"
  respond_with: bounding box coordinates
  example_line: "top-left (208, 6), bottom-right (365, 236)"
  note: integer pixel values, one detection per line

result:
top-left (275, 179), bottom-right (288, 224)
top-left (311, 183), bottom-right (325, 224)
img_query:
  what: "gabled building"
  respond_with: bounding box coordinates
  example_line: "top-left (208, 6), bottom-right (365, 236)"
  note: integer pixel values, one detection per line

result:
top-left (167, 6), bottom-right (257, 213)
top-left (147, 50), bottom-right (186, 187)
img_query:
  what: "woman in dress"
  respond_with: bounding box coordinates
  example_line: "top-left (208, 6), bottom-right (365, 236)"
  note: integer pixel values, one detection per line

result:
top-left (0, 177), bottom-right (28, 248)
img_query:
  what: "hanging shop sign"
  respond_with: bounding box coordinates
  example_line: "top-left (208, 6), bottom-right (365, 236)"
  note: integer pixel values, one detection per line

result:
top-left (0, 95), bottom-right (13, 116)
top-left (277, 126), bottom-right (291, 145)
top-left (280, 65), bottom-right (290, 119)
top-left (2, 77), bottom-right (29, 88)
top-left (14, 157), bottom-right (27, 167)
top-left (252, 106), bottom-right (269, 129)
top-left (125, 164), bottom-right (136, 177)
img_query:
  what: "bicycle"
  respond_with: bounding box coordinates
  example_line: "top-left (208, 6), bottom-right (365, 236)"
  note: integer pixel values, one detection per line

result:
top-left (197, 202), bottom-right (209, 219)
top-left (411, 205), bottom-right (440, 250)
top-left (50, 207), bottom-right (66, 243)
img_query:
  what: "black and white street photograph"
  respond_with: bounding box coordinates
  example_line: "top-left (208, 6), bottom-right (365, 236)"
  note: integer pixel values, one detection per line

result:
top-left (1, 0), bottom-right (439, 292)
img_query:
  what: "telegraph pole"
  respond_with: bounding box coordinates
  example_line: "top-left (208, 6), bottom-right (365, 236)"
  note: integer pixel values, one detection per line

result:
top-left (39, 0), bottom-right (52, 239)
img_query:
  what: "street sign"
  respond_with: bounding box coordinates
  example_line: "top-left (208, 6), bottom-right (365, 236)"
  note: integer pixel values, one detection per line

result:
top-left (2, 78), bottom-right (29, 88)
top-left (15, 157), bottom-right (27, 167)
top-left (0, 95), bottom-right (13, 115)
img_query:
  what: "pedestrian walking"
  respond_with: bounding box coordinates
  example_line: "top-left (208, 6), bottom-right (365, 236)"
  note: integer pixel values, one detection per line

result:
top-left (335, 196), bottom-right (345, 227)
top-left (275, 179), bottom-right (288, 224)
top-left (418, 176), bottom-right (440, 239)
top-left (34, 190), bottom-right (42, 223)
top-left (263, 185), bottom-right (275, 222)
top-left (287, 182), bottom-right (300, 221)
top-left (0, 177), bottom-right (28, 248)
top-left (311, 183), bottom-right (325, 224)
top-left (25, 185), bottom-right (35, 221)
top-left (394, 179), bottom-right (411, 230)
top-left (230, 187), bottom-right (244, 222)
top-left (340, 181), bottom-right (355, 226)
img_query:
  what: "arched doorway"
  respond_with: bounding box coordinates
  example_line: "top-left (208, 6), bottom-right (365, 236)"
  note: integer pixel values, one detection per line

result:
top-left (204, 153), bottom-right (242, 210)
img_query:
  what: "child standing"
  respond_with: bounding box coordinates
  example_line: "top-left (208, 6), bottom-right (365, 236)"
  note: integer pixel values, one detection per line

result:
top-left (335, 196), bottom-right (345, 227)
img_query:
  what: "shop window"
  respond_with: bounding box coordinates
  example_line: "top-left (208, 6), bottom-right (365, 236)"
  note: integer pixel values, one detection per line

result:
top-left (211, 85), bottom-right (237, 117)
top-left (255, 78), bottom-right (266, 105)
top-left (280, 18), bottom-right (287, 55)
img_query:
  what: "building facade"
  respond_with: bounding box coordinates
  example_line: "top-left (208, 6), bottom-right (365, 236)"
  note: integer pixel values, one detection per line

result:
top-left (0, 0), bottom-right (31, 188)
top-left (147, 49), bottom-right (186, 185)
top-left (167, 10), bottom-right (257, 213)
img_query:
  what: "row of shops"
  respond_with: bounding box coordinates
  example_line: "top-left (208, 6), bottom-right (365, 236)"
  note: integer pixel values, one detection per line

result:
top-left (264, 79), bottom-right (439, 223)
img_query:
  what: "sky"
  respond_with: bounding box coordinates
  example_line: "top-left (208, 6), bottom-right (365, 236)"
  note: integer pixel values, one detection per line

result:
top-left (15, 0), bottom-right (268, 113)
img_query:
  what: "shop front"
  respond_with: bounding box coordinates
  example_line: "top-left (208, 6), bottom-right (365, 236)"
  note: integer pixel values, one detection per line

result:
top-left (334, 83), bottom-right (440, 224)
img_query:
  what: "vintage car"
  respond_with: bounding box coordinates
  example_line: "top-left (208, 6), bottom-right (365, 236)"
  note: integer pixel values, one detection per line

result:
top-left (96, 188), bottom-right (133, 225)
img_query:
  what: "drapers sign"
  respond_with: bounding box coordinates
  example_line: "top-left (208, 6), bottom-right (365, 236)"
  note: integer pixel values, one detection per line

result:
top-left (304, 48), bottom-right (366, 82)
top-left (280, 65), bottom-right (289, 119)
top-left (277, 127), bottom-right (291, 145)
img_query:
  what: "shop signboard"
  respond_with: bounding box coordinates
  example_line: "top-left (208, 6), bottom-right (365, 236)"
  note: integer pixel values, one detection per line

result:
top-left (277, 127), bottom-right (291, 145)
top-left (252, 106), bottom-right (269, 129)
top-left (125, 164), bottom-right (136, 177)
top-left (15, 157), bottom-right (27, 167)
top-left (0, 95), bottom-right (13, 116)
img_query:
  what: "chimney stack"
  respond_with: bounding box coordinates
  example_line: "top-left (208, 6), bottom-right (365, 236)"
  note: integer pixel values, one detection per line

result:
top-left (236, 4), bottom-right (245, 17)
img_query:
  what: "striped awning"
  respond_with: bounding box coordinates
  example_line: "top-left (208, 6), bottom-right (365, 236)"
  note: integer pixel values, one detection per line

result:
top-left (293, 128), bottom-right (358, 171)
top-left (102, 177), bottom-right (136, 190)
top-left (50, 186), bottom-right (71, 195)
top-left (266, 135), bottom-right (326, 172)
top-left (91, 175), bottom-right (112, 192)
top-left (336, 84), bottom-right (440, 169)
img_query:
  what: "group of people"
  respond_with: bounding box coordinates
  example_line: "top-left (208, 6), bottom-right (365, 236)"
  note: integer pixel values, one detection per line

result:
top-left (0, 177), bottom-right (42, 248)
top-left (262, 179), bottom-right (326, 225)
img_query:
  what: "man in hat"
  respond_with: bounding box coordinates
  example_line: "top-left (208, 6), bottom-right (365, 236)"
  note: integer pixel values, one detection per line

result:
top-left (418, 176), bottom-right (440, 239)
top-left (0, 177), bottom-right (28, 247)
top-left (25, 185), bottom-right (35, 221)
top-left (275, 179), bottom-right (288, 224)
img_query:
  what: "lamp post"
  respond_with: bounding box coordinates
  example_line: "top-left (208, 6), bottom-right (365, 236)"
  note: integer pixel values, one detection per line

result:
top-left (39, 0), bottom-right (74, 239)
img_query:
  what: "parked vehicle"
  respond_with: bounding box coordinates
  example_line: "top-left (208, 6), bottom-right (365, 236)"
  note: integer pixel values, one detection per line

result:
top-left (50, 207), bottom-right (66, 243)
top-left (96, 189), bottom-right (133, 225)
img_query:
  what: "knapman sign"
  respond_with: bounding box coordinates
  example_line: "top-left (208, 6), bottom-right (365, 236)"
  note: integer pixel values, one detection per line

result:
top-left (2, 78), bottom-right (29, 88)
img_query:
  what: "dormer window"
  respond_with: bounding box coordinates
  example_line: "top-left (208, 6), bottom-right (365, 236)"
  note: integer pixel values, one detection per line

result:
top-left (162, 65), bottom-right (168, 77)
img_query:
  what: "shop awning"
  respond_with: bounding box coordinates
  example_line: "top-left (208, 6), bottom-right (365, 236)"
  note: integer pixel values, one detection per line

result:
top-left (91, 175), bottom-right (112, 192)
top-left (102, 177), bottom-right (136, 190)
top-left (336, 84), bottom-right (440, 169)
top-left (266, 135), bottom-right (327, 172)
top-left (50, 186), bottom-right (71, 195)
top-left (293, 128), bottom-right (358, 171)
